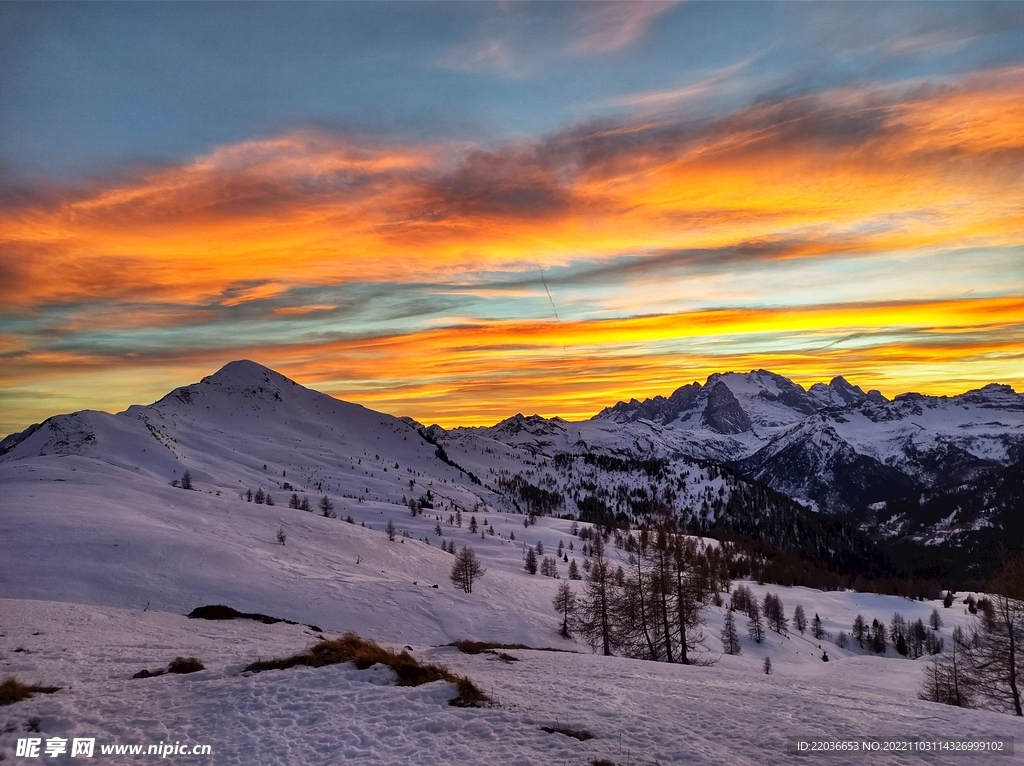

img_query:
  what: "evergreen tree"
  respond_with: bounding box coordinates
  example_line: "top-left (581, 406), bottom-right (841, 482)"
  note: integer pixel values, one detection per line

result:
top-left (299, 496), bottom-right (312, 512)
top-left (721, 609), bottom-right (741, 655)
top-left (254, 488), bottom-right (266, 504)
top-left (812, 613), bottom-right (825, 640)
top-left (568, 559), bottom-right (582, 580)
top-left (525, 547), bottom-right (538, 575)
top-left (288, 493), bottom-right (300, 509)
top-left (469, 515), bottom-right (478, 533)
top-left (853, 614), bottom-right (867, 648)
top-left (763, 593), bottom-right (788, 634)
top-left (793, 604), bottom-right (807, 634)
top-left (871, 620), bottom-right (887, 654)
top-left (385, 519), bottom-right (397, 542)
top-left (540, 555), bottom-right (559, 578)
top-left (318, 495), bottom-right (335, 518)
top-left (553, 581), bottom-right (576, 639)
top-left (748, 601), bottom-right (765, 644)
top-left (181, 470), bottom-right (193, 490)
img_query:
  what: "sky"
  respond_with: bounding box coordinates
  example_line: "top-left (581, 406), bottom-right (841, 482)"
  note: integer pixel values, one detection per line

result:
top-left (2, 1), bottom-right (1023, 434)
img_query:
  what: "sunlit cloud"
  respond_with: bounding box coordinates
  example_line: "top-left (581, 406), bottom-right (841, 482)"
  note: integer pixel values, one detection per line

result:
top-left (2, 64), bottom-right (1023, 433)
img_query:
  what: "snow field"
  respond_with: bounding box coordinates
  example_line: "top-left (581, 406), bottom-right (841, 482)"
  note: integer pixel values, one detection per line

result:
top-left (1, 599), bottom-right (1014, 766)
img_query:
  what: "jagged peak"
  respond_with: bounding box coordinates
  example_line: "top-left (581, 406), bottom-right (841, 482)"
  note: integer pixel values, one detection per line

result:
top-left (829, 375), bottom-right (863, 393)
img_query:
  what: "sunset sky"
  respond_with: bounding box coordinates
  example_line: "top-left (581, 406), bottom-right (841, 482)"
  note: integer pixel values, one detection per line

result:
top-left (2, 1), bottom-right (1023, 435)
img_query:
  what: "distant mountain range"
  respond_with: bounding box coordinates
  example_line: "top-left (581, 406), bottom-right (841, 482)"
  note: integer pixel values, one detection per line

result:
top-left (4, 361), bottom-right (1022, 584)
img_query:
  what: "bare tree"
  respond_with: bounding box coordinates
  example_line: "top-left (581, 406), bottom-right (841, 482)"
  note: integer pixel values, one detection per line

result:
top-left (385, 519), bottom-right (397, 542)
top-left (919, 625), bottom-right (974, 708)
top-left (961, 554), bottom-right (1024, 716)
top-left (574, 534), bottom-right (615, 656)
top-left (450, 547), bottom-right (485, 594)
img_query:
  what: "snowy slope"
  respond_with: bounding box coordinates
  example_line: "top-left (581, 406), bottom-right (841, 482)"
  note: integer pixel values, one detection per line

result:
top-left (0, 592), bottom-right (1013, 765)
top-left (2, 361), bottom-right (1020, 763)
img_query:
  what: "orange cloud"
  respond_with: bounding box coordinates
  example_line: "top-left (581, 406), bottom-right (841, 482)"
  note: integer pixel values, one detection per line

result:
top-left (2, 67), bottom-right (1022, 316)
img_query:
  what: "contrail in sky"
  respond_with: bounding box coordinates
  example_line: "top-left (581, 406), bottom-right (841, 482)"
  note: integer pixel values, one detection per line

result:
top-left (535, 260), bottom-right (560, 321)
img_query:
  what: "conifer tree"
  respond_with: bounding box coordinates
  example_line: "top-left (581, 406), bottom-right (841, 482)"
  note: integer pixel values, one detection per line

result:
top-left (812, 613), bottom-right (825, 640)
top-left (318, 495), bottom-right (335, 518)
top-left (793, 604), bottom-right (807, 634)
top-left (721, 609), bottom-right (741, 655)
top-left (525, 547), bottom-right (538, 575)
top-left (553, 581), bottom-right (576, 639)
top-left (748, 601), bottom-right (765, 644)
top-left (574, 535), bottom-right (614, 656)
top-left (568, 559), bottom-right (581, 580)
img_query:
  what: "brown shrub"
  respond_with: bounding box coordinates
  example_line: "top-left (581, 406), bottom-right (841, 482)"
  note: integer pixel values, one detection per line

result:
top-left (0, 677), bottom-right (60, 706)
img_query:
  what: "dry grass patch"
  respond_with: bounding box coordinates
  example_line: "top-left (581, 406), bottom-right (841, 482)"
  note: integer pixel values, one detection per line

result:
top-left (134, 656), bottom-right (205, 678)
top-left (542, 725), bottom-right (594, 741)
top-left (244, 632), bottom-right (488, 707)
top-left (449, 640), bottom-right (530, 655)
top-left (168, 656), bottom-right (204, 674)
top-left (0, 677), bottom-right (61, 706)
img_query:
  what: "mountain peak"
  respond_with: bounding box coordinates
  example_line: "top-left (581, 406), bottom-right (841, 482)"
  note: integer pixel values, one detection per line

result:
top-left (202, 360), bottom-right (284, 386)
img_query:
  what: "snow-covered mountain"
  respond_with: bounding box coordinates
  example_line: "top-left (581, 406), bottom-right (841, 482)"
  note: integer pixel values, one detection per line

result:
top-left (1, 361), bottom-right (882, 581)
top-left (449, 369), bottom-right (1024, 516)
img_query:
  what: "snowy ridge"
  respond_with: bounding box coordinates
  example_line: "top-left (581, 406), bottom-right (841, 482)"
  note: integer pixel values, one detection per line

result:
top-left (487, 369), bottom-right (1024, 515)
